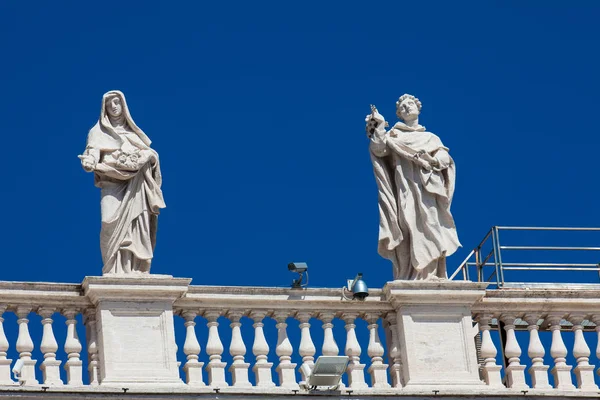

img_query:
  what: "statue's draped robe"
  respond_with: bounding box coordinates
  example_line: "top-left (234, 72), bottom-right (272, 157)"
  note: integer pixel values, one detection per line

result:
top-left (369, 122), bottom-right (460, 279)
top-left (82, 91), bottom-right (166, 274)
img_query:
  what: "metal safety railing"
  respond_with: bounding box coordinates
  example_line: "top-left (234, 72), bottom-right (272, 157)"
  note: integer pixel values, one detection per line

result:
top-left (449, 226), bottom-right (600, 288)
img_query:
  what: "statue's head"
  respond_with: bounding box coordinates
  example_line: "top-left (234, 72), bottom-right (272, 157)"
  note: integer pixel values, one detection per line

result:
top-left (396, 94), bottom-right (422, 122)
top-left (105, 93), bottom-right (124, 118)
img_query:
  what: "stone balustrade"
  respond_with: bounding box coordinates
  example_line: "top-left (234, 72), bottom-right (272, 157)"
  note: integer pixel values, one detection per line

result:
top-left (473, 287), bottom-right (600, 393)
top-left (0, 281), bottom-right (92, 387)
top-left (173, 285), bottom-right (394, 390)
top-left (0, 279), bottom-right (599, 398)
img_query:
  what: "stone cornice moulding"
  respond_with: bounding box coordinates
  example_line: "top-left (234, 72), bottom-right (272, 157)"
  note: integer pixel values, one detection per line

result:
top-left (0, 280), bottom-right (91, 309)
top-left (174, 285), bottom-right (393, 313)
top-left (383, 280), bottom-right (489, 309)
top-left (473, 287), bottom-right (600, 314)
top-left (82, 275), bottom-right (192, 305)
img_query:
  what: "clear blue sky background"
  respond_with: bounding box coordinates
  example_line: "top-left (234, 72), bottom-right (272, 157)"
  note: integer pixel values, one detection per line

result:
top-left (1, 1), bottom-right (599, 386)
top-left (2, 1), bottom-right (599, 288)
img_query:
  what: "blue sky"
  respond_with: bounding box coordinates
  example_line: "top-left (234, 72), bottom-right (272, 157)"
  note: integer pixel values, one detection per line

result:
top-left (1, 0), bottom-right (600, 387)
top-left (2, 1), bottom-right (599, 288)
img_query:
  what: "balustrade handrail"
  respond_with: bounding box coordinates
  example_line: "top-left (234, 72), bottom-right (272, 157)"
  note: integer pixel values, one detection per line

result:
top-left (175, 285), bottom-right (393, 313)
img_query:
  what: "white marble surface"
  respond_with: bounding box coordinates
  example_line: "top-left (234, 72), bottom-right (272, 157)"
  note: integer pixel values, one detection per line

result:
top-left (384, 280), bottom-right (487, 387)
top-left (79, 91), bottom-right (166, 275)
top-left (367, 95), bottom-right (460, 280)
top-left (83, 275), bottom-right (190, 386)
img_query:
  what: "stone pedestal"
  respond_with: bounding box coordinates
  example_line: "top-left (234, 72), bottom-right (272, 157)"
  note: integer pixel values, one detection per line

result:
top-left (82, 275), bottom-right (191, 387)
top-left (383, 280), bottom-right (488, 388)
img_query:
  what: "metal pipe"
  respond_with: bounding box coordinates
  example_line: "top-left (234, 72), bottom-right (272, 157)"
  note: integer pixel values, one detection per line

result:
top-left (496, 226), bottom-right (600, 231)
top-left (503, 267), bottom-right (600, 271)
top-left (501, 246), bottom-right (600, 251)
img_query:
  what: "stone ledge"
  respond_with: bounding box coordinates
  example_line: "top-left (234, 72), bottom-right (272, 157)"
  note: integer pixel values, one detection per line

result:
top-left (82, 275), bottom-right (192, 304)
top-left (383, 280), bottom-right (489, 307)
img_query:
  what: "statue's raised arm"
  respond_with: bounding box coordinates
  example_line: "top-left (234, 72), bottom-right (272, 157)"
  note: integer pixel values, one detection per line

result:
top-left (368, 94), bottom-right (461, 280)
top-left (79, 90), bottom-right (166, 275)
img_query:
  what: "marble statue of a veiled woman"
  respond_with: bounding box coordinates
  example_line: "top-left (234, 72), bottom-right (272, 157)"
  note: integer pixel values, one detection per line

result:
top-left (79, 90), bottom-right (166, 275)
top-left (366, 94), bottom-right (460, 280)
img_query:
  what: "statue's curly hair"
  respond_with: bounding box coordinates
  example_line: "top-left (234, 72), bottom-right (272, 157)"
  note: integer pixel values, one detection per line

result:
top-left (395, 94), bottom-right (422, 119)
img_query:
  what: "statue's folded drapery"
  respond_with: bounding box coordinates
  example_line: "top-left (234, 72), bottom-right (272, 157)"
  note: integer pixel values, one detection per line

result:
top-left (370, 122), bottom-right (460, 279)
top-left (82, 91), bottom-right (166, 274)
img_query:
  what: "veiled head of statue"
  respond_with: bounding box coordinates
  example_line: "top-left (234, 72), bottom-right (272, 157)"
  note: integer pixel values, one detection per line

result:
top-left (105, 94), bottom-right (124, 118)
top-left (396, 94), bottom-right (422, 121)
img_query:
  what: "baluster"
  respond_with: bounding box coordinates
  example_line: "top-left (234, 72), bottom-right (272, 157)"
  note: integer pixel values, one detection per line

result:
top-left (476, 314), bottom-right (502, 387)
top-left (342, 312), bottom-right (367, 389)
top-left (15, 307), bottom-right (38, 385)
top-left (0, 304), bottom-right (15, 385)
top-left (592, 315), bottom-right (600, 382)
top-left (227, 311), bottom-right (251, 387)
top-left (384, 312), bottom-right (402, 388)
top-left (569, 314), bottom-right (598, 390)
top-left (274, 311), bottom-right (298, 389)
top-left (318, 312), bottom-right (339, 356)
top-left (84, 309), bottom-right (99, 386)
top-left (296, 311), bottom-right (316, 385)
top-left (365, 313), bottom-right (389, 388)
top-left (204, 310), bottom-right (228, 387)
top-left (63, 309), bottom-right (83, 386)
top-left (250, 311), bottom-right (274, 387)
top-left (38, 307), bottom-right (62, 385)
top-left (547, 314), bottom-right (574, 389)
top-left (523, 314), bottom-right (550, 389)
top-left (500, 314), bottom-right (527, 389)
top-left (182, 311), bottom-right (204, 386)
top-left (0, 306), bottom-right (12, 384)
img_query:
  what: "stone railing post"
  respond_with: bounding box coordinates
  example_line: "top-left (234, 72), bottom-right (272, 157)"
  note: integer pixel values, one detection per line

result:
top-left (182, 310), bottom-right (204, 386)
top-left (524, 314), bottom-right (550, 389)
top-left (569, 314), bottom-right (598, 390)
top-left (38, 307), bottom-right (62, 386)
top-left (204, 310), bottom-right (228, 388)
top-left (384, 312), bottom-right (402, 388)
top-left (365, 312), bottom-right (389, 388)
top-left (63, 309), bottom-right (83, 386)
top-left (383, 281), bottom-right (487, 388)
top-left (476, 314), bottom-right (503, 387)
top-left (0, 306), bottom-right (12, 385)
top-left (342, 312), bottom-right (367, 389)
top-left (296, 311), bottom-right (315, 385)
top-left (274, 311), bottom-right (298, 389)
top-left (84, 309), bottom-right (99, 386)
top-left (500, 314), bottom-right (527, 389)
top-left (227, 310), bottom-right (251, 387)
top-left (15, 306), bottom-right (38, 385)
top-left (547, 314), bottom-right (574, 390)
top-left (250, 311), bottom-right (274, 387)
top-left (83, 276), bottom-right (187, 387)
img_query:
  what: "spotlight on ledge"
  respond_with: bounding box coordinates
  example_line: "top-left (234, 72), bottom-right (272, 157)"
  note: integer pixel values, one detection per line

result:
top-left (288, 262), bottom-right (309, 289)
top-left (343, 273), bottom-right (369, 301)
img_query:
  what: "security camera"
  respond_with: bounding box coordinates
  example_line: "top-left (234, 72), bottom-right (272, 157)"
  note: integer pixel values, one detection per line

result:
top-left (343, 273), bottom-right (369, 301)
top-left (288, 262), bottom-right (309, 288)
top-left (288, 262), bottom-right (308, 273)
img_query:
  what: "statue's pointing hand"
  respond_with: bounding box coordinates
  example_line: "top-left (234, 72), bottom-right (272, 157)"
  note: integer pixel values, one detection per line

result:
top-left (365, 106), bottom-right (387, 138)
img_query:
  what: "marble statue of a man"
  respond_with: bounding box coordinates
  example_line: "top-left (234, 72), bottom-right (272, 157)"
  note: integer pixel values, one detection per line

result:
top-left (79, 90), bottom-right (166, 275)
top-left (366, 94), bottom-right (460, 280)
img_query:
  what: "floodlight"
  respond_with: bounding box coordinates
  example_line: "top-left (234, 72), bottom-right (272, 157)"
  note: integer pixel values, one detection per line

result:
top-left (304, 356), bottom-right (349, 390)
top-left (288, 262), bottom-right (309, 289)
